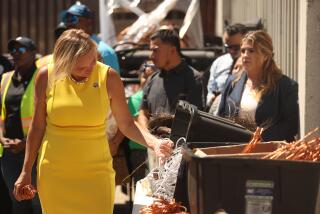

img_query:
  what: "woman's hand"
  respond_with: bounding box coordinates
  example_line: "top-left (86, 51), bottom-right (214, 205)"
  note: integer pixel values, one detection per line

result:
top-left (0, 137), bottom-right (14, 148)
top-left (13, 171), bottom-right (37, 201)
top-left (154, 139), bottom-right (174, 164)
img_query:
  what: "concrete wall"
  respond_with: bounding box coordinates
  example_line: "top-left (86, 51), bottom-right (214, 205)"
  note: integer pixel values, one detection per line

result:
top-left (216, 0), bottom-right (300, 81)
top-left (298, 0), bottom-right (320, 136)
top-left (215, 0), bottom-right (231, 37)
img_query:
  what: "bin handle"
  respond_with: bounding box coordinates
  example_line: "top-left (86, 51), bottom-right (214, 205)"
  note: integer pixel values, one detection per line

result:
top-left (175, 137), bottom-right (187, 149)
top-left (157, 137), bottom-right (186, 168)
top-left (185, 106), bottom-right (195, 141)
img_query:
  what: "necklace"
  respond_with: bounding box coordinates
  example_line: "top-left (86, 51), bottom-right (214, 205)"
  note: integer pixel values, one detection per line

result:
top-left (68, 74), bottom-right (89, 85)
top-left (246, 79), bottom-right (260, 90)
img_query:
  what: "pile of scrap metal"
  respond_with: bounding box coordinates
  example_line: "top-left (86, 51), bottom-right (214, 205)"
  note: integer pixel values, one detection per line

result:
top-left (101, 0), bottom-right (222, 79)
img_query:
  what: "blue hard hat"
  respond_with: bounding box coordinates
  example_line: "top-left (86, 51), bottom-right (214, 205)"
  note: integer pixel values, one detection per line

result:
top-left (61, 2), bottom-right (92, 22)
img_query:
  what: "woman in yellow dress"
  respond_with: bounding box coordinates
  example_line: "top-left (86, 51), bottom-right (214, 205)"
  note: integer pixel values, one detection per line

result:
top-left (12, 29), bottom-right (173, 214)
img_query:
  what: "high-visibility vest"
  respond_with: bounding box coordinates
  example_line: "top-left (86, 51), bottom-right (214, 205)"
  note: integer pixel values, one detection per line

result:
top-left (36, 54), bottom-right (53, 69)
top-left (0, 69), bottom-right (37, 137)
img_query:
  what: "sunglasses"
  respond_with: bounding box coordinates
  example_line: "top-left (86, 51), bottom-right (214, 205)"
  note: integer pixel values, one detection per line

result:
top-left (224, 44), bottom-right (241, 51)
top-left (63, 14), bottom-right (79, 25)
top-left (141, 62), bottom-right (156, 72)
top-left (9, 47), bottom-right (27, 55)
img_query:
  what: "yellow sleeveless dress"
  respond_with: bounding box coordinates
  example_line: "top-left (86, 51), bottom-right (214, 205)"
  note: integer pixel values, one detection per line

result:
top-left (37, 62), bottom-right (115, 214)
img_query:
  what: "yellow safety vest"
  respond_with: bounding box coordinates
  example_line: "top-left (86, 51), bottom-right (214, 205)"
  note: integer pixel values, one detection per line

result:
top-left (0, 69), bottom-right (37, 137)
top-left (36, 54), bottom-right (53, 69)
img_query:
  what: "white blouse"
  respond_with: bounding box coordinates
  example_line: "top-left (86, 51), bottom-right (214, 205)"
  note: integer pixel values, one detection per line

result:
top-left (238, 84), bottom-right (259, 129)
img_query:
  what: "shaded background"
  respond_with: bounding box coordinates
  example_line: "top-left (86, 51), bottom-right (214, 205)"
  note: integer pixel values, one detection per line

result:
top-left (0, 0), bottom-right (216, 55)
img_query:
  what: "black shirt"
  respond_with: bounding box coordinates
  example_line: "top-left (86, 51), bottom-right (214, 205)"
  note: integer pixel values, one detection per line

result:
top-left (1, 64), bottom-right (36, 139)
top-left (141, 60), bottom-right (204, 115)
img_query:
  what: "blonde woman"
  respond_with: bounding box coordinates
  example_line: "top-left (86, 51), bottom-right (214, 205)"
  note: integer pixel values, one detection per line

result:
top-left (218, 30), bottom-right (299, 141)
top-left (13, 29), bottom-right (173, 213)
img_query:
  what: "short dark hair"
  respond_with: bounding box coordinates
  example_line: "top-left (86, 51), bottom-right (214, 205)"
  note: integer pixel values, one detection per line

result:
top-left (225, 23), bottom-right (248, 36)
top-left (150, 29), bottom-right (181, 53)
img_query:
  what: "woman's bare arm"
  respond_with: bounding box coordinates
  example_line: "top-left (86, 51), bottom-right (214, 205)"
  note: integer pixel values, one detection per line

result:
top-left (14, 67), bottom-right (48, 201)
top-left (21, 67), bottom-right (48, 173)
top-left (107, 68), bottom-right (172, 158)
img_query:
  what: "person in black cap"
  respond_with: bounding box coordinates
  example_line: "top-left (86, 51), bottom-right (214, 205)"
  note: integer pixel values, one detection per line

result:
top-left (62, 1), bottom-right (120, 73)
top-left (54, 22), bottom-right (68, 41)
top-left (0, 36), bottom-right (42, 214)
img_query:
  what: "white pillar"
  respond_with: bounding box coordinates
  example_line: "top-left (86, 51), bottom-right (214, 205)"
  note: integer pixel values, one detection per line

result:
top-left (215, 0), bottom-right (231, 37)
top-left (298, 0), bottom-right (320, 136)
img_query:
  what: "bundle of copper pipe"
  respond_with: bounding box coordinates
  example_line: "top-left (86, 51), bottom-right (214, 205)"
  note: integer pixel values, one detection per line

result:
top-left (241, 127), bottom-right (263, 153)
top-left (263, 137), bottom-right (320, 161)
top-left (139, 198), bottom-right (188, 214)
top-left (19, 185), bottom-right (37, 199)
top-left (263, 128), bottom-right (320, 161)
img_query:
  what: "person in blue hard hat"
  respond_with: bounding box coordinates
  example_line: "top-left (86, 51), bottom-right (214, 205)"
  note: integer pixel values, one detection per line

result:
top-left (62, 2), bottom-right (120, 73)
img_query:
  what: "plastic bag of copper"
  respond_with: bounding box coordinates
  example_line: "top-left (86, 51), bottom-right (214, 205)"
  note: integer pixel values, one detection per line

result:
top-left (139, 197), bottom-right (189, 214)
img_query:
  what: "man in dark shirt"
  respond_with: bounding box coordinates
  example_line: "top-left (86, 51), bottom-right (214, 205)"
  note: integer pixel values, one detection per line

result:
top-left (138, 29), bottom-right (204, 130)
top-left (138, 29), bottom-right (204, 170)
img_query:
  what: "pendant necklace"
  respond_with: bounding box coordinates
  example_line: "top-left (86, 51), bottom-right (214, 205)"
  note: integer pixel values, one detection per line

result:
top-left (68, 74), bottom-right (88, 85)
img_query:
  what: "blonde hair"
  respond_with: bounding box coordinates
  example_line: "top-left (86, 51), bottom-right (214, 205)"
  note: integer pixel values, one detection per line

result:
top-left (241, 30), bottom-right (282, 98)
top-left (51, 29), bottom-right (97, 84)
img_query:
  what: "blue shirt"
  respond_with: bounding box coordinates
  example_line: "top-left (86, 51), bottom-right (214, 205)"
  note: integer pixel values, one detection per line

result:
top-left (91, 34), bottom-right (120, 73)
top-left (206, 53), bottom-right (233, 105)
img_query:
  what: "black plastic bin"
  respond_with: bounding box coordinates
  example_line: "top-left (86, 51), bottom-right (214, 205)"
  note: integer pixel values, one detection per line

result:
top-left (183, 148), bottom-right (320, 214)
top-left (170, 101), bottom-right (252, 210)
top-left (170, 101), bottom-right (252, 143)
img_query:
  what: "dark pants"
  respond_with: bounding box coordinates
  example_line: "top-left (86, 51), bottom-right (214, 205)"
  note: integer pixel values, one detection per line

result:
top-left (0, 158), bottom-right (12, 213)
top-left (129, 149), bottom-right (148, 183)
top-left (1, 150), bottom-right (42, 214)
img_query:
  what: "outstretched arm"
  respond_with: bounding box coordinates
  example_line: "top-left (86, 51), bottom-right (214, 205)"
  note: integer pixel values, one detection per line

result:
top-left (14, 67), bottom-right (48, 201)
top-left (107, 68), bottom-right (172, 160)
top-left (137, 109), bottom-right (149, 130)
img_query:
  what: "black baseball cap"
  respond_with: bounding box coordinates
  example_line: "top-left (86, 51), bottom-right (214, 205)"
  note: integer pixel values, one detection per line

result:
top-left (55, 22), bottom-right (68, 40)
top-left (8, 36), bottom-right (36, 51)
